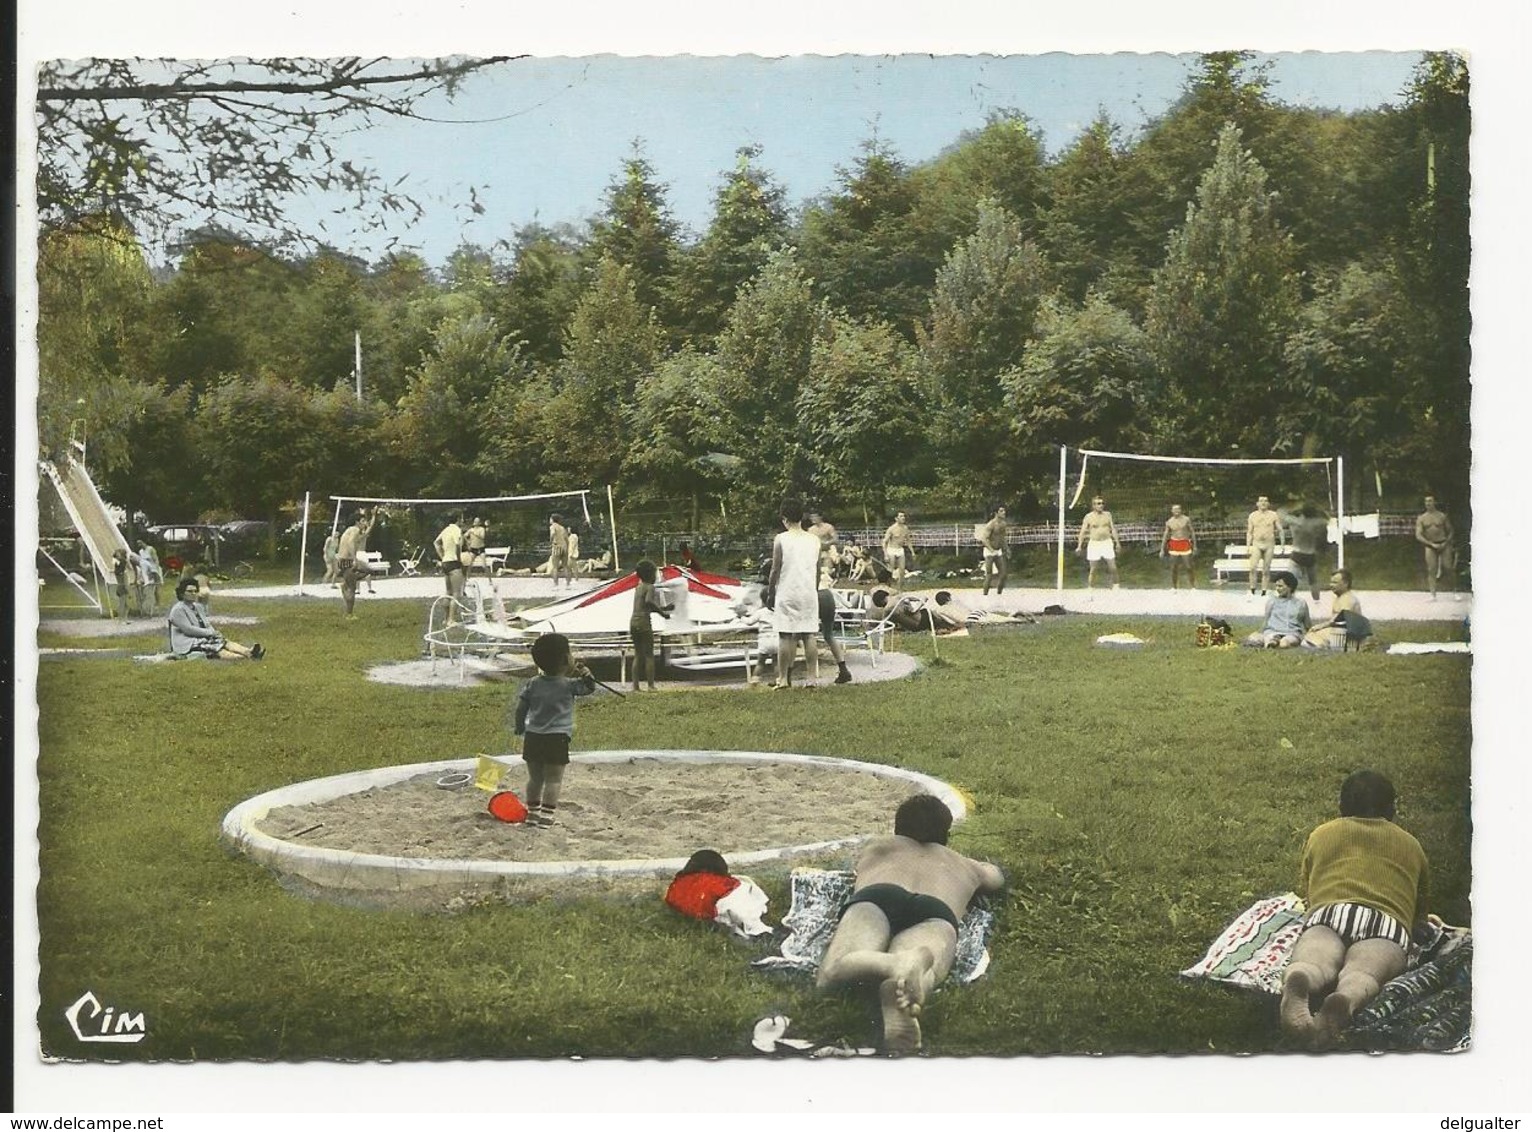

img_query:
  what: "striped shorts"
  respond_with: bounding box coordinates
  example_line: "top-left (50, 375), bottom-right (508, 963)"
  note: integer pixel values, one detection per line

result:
top-left (1305, 902), bottom-right (1411, 949)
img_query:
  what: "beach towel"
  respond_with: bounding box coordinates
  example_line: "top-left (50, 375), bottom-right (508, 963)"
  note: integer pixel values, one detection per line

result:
top-left (751, 868), bottom-right (995, 983)
top-left (1386, 642), bottom-right (1471, 655)
top-left (1181, 893), bottom-right (1472, 1051)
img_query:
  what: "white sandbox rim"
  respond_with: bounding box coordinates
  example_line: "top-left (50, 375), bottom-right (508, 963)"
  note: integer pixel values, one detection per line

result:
top-left (221, 749), bottom-right (967, 889)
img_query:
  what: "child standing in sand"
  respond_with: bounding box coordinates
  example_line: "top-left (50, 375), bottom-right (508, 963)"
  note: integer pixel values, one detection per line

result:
top-left (511, 632), bottom-right (596, 828)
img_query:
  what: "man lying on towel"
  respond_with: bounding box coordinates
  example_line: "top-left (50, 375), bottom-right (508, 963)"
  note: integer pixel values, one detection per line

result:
top-left (816, 794), bottom-right (1005, 1053)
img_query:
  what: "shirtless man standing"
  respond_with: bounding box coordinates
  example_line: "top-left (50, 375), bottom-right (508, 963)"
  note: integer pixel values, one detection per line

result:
top-left (817, 794), bottom-right (1006, 1054)
top-left (882, 511), bottom-right (915, 589)
top-left (335, 509), bottom-right (374, 620)
top-left (978, 505), bottom-right (1009, 596)
top-left (1076, 496), bottom-right (1121, 591)
top-left (1159, 503), bottom-right (1197, 590)
top-left (1246, 495), bottom-right (1284, 597)
top-left (1415, 495), bottom-right (1456, 599)
top-left (548, 512), bottom-right (573, 587)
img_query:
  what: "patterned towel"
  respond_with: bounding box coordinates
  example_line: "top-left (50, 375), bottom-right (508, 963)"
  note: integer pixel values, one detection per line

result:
top-left (752, 868), bottom-right (995, 983)
top-left (1181, 893), bottom-right (1473, 1051)
top-left (1179, 892), bottom-right (1309, 994)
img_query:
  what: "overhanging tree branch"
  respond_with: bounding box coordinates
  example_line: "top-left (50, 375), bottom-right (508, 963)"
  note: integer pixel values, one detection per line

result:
top-left (35, 55), bottom-right (519, 254)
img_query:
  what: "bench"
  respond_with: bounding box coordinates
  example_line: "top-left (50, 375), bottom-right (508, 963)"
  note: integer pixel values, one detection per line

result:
top-left (357, 550), bottom-right (391, 575)
top-left (1211, 544), bottom-right (1297, 586)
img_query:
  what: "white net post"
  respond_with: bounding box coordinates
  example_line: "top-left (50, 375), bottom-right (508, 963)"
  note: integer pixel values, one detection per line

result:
top-left (1056, 445), bottom-right (1068, 592)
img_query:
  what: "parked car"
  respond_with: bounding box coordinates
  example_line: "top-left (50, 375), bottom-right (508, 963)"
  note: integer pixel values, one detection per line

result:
top-left (148, 524), bottom-right (225, 572)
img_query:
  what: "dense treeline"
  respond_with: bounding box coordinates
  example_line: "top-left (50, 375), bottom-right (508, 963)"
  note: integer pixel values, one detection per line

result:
top-left (38, 53), bottom-right (1470, 551)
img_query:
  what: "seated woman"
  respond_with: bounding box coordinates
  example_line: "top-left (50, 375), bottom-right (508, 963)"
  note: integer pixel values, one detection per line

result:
top-left (1243, 571), bottom-right (1311, 648)
top-left (1280, 770), bottom-right (1431, 1048)
top-left (167, 577), bottom-right (264, 660)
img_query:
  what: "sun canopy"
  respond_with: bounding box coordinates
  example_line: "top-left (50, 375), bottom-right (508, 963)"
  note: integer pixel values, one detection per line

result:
top-left (506, 565), bottom-right (765, 639)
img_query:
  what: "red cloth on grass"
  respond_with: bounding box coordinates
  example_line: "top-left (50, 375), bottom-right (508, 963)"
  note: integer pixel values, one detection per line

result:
top-left (665, 872), bottom-right (742, 921)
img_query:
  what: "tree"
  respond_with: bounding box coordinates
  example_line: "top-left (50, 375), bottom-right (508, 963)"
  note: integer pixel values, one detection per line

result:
top-left (622, 349), bottom-right (734, 527)
top-left (35, 56), bottom-right (514, 253)
top-left (670, 145), bottom-right (790, 343)
top-left (586, 146), bottom-right (681, 330)
top-left (1003, 295), bottom-right (1157, 489)
top-left (35, 217), bottom-right (155, 474)
top-left (906, 111), bottom-right (1050, 270)
top-left (493, 223), bottom-right (589, 365)
top-left (390, 311), bottom-right (528, 496)
top-left (797, 141), bottom-right (929, 334)
top-left (1144, 123), bottom-right (1301, 455)
top-left (711, 248), bottom-right (823, 517)
top-left (797, 315), bottom-right (924, 517)
top-left (1036, 115), bottom-right (1140, 305)
top-left (196, 374), bottom-right (324, 536)
top-left (920, 200), bottom-right (1052, 493)
top-left (539, 257), bottom-right (665, 489)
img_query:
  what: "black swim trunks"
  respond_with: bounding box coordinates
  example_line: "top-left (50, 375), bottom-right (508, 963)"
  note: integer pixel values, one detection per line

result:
top-left (841, 883), bottom-right (960, 935)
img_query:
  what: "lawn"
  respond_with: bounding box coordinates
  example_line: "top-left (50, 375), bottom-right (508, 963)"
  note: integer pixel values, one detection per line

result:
top-left (30, 594), bottom-right (1470, 1061)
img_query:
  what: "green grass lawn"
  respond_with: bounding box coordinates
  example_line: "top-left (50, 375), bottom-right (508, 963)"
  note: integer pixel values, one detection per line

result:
top-left (31, 596), bottom-right (1470, 1060)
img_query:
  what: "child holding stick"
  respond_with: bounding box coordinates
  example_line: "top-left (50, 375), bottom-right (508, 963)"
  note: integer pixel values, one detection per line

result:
top-left (511, 632), bottom-right (596, 828)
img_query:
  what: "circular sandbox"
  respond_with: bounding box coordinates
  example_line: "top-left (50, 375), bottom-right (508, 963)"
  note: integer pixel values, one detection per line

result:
top-left (222, 750), bottom-right (965, 895)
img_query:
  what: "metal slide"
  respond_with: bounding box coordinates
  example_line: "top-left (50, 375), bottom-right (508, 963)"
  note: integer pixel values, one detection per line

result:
top-left (40, 453), bottom-right (130, 613)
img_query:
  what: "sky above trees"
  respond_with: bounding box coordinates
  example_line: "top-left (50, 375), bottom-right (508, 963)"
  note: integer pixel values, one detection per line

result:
top-left (162, 51), bottom-right (1426, 266)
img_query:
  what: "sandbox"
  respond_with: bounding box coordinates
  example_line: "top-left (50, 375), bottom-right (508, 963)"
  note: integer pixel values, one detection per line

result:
top-left (222, 749), bottom-right (965, 899)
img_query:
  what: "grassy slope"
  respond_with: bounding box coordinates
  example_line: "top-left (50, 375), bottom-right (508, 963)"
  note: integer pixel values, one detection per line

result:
top-left (31, 597), bottom-right (1470, 1060)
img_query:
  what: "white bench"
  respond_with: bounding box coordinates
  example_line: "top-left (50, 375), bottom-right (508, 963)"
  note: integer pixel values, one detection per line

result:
top-left (357, 550), bottom-right (392, 575)
top-left (1211, 544), bottom-right (1297, 585)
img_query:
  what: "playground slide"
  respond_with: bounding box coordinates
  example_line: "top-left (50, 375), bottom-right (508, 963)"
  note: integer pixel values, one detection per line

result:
top-left (41, 455), bottom-right (129, 591)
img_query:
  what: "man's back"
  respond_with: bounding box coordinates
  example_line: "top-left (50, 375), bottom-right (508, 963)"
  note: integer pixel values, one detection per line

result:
top-left (854, 835), bottom-right (1003, 921)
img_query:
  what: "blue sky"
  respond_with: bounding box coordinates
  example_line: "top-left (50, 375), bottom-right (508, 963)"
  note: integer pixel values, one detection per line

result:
top-left (311, 50), bottom-right (1425, 266)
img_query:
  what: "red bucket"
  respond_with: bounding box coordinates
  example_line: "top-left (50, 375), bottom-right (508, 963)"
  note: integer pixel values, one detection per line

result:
top-left (487, 791), bottom-right (528, 823)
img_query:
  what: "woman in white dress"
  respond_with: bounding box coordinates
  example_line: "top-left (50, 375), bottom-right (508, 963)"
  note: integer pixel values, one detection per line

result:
top-left (768, 498), bottom-right (822, 688)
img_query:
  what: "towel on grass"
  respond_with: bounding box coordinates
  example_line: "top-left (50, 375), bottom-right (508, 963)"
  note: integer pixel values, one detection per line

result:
top-left (1387, 642), bottom-right (1471, 655)
top-left (1181, 893), bottom-right (1472, 1052)
top-left (751, 868), bottom-right (995, 983)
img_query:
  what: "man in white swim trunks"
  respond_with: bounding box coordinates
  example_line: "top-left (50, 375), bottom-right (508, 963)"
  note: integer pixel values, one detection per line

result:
top-left (817, 794), bottom-right (1006, 1054)
top-left (882, 511), bottom-right (915, 589)
top-left (1160, 503), bottom-right (1197, 590)
top-left (1076, 496), bottom-right (1121, 591)
top-left (978, 505), bottom-right (1008, 596)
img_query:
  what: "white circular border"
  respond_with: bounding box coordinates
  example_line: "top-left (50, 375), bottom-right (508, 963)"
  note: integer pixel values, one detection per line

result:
top-left (221, 749), bottom-right (967, 890)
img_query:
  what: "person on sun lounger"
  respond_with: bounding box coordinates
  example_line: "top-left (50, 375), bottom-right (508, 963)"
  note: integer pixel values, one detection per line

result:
top-left (1279, 769), bottom-right (1432, 1049)
top-left (816, 794), bottom-right (1005, 1053)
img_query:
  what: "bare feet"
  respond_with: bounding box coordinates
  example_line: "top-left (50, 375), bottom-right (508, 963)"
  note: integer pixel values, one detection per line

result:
top-left (1315, 992), bottom-right (1353, 1049)
top-left (879, 949), bottom-right (935, 1054)
top-left (1279, 968), bottom-right (1316, 1040)
top-left (878, 977), bottom-right (921, 1054)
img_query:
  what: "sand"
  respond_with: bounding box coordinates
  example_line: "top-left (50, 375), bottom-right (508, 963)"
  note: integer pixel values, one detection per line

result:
top-left (256, 756), bottom-right (923, 863)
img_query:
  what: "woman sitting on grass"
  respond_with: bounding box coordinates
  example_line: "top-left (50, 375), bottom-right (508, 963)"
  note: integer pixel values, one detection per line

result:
top-left (1280, 769), bottom-right (1431, 1048)
top-left (167, 577), bottom-right (264, 661)
top-left (1243, 571), bottom-right (1311, 648)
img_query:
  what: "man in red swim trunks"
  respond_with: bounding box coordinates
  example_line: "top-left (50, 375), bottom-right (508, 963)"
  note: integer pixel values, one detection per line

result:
top-left (815, 794), bottom-right (1006, 1053)
top-left (1160, 503), bottom-right (1198, 590)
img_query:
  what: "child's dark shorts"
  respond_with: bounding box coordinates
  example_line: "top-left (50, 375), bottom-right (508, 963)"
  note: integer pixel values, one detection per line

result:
top-left (522, 732), bottom-right (572, 766)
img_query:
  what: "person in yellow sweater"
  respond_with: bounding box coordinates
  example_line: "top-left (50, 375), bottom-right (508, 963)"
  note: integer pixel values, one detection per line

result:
top-left (1279, 770), bottom-right (1431, 1047)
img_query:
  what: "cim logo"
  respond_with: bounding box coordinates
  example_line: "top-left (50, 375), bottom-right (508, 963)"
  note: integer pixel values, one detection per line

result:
top-left (65, 991), bottom-right (147, 1043)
